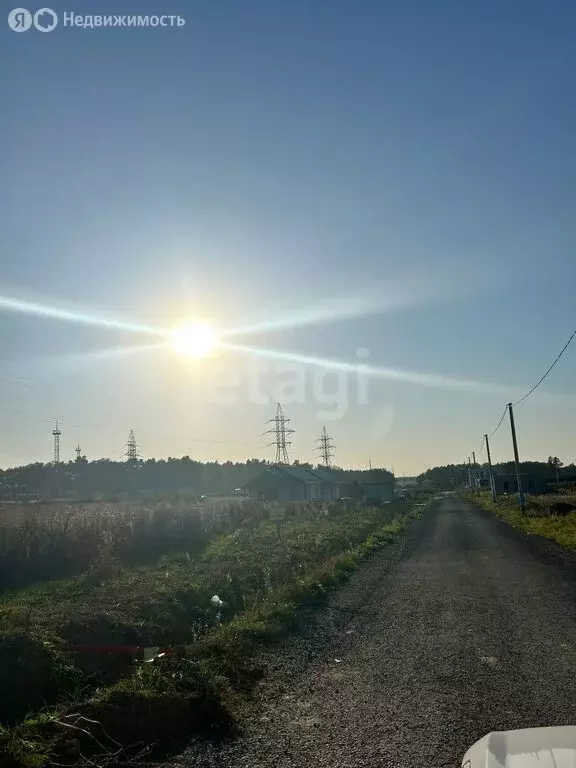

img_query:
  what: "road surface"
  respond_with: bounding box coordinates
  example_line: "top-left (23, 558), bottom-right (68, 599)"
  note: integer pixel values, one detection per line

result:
top-left (180, 494), bottom-right (576, 767)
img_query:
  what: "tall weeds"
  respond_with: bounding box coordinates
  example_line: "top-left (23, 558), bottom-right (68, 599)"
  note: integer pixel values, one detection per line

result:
top-left (0, 499), bottom-right (271, 589)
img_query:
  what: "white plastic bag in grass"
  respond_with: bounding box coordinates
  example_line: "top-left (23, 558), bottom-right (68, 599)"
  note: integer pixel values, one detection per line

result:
top-left (211, 594), bottom-right (225, 608)
top-left (143, 647), bottom-right (167, 662)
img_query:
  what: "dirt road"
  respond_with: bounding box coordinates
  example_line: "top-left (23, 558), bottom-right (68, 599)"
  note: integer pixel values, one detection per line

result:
top-left (180, 495), bottom-right (576, 767)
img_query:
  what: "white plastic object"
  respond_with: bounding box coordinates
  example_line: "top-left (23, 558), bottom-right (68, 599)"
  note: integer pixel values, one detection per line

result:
top-left (462, 726), bottom-right (576, 767)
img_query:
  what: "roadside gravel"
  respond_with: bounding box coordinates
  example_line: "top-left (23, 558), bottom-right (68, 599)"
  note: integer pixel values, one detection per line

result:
top-left (177, 494), bottom-right (576, 767)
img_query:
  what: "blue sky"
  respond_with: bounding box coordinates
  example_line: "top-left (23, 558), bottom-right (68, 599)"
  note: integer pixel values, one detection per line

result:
top-left (1, 0), bottom-right (575, 473)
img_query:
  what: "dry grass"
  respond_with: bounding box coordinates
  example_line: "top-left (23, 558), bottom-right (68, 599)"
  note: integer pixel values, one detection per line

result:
top-left (0, 499), bottom-right (270, 589)
top-left (0, 495), bottom-right (433, 767)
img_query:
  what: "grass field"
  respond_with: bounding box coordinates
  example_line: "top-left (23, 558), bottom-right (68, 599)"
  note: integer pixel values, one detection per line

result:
top-left (0, 495), bottom-right (431, 767)
top-left (469, 491), bottom-right (576, 550)
top-left (0, 497), bottom-right (257, 590)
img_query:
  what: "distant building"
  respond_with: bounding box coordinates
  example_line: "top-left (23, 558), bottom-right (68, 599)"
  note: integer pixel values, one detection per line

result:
top-left (244, 465), bottom-right (321, 502)
top-left (244, 466), bottom-right (394, 503)
top-left (396, 477), bottom-right (418, 489)
top-left (396, 476), bottom-right (420, 496)
top-left (309, 467), bottom-right (342, 501)
top-left (343, 470), bottom-right (395, 503)
top-left (492, 472), bottom-right (548, 495)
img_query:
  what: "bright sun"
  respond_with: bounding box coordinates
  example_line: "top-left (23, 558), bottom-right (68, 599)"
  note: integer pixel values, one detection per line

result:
top-left (168, 321), bottom-right (219, 359)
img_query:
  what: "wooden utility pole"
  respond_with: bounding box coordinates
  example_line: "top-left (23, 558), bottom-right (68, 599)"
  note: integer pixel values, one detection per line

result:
top-left (472, 451), bottom-right (480, 497)
top-left (467, 457), bottom-right (472, 488)
top-left (485, 434), bottom-right (497, 503)
top-left (507, 402), bottom-right (525, 513)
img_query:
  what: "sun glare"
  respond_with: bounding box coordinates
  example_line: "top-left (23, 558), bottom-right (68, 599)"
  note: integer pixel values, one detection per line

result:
top-left (169, 321), bottom-right (219, 359)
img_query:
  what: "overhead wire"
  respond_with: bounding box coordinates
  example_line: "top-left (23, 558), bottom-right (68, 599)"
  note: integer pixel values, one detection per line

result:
top-left (0, 407), bottom-right (259, 446)
top-left (468, 435), bottom-right (485, 465)
top-left (489, 406), bottom-right (508, 438)
top-left (0, 367), bottom-right (262, 449)
top-left (513, 328), bottom-right (576, 406)
top-left (472, 326), bottom-right (575, 465)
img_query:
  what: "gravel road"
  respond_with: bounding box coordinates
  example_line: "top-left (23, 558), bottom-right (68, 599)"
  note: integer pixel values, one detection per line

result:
top-left (179, 494), bottom-right (576, 767)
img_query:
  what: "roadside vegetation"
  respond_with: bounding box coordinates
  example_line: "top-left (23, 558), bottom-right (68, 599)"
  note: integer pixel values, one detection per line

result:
top-left (0, 498), bottom-right (255, 590)
top-left (0, 495), bottom-right (432, 767)
top-left (469, 490), bottom-right (576, 550)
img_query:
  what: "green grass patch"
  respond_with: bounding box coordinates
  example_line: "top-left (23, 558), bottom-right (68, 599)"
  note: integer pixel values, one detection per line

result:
top-left (0, 496), bottom-right (434, 767)
top-left (468, 491), bottom-right (576, 550)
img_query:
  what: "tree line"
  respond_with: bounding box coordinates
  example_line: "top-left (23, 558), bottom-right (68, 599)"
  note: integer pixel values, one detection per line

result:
top-left (0, 457), bottom-right (389, 501)
top-left (0, 457), bottom-right (272, 500)
top-left (418, 458), bottom-right (576, 491)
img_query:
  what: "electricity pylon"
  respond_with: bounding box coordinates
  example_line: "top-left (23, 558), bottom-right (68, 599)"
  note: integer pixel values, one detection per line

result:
top-left (264, 403), bottom-right (294, 464)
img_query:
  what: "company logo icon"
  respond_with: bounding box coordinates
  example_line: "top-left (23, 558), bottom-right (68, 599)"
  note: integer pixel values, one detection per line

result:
top-left (33, 7), bottom-right (57, 31)
top-left (7, 7), bottom-right (32, 31)
top-left (7, 7), bottom-right (58, 31)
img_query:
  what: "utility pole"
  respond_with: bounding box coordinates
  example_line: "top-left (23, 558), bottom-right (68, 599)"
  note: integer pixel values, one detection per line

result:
top-left (52, 421), bottom-right (61, 464)
top-left (264, 403), bottom-right (294, 464)
top-left (507, 402), bottom-right (525, 513)
top-left (467, 457), bottom-right (472, 488)
top-left (315, 426), bottom-right (335, 467)
top-left (484, 434), bottom-right (497, 503)
top-left (472, 450), bottom-right (479, 496)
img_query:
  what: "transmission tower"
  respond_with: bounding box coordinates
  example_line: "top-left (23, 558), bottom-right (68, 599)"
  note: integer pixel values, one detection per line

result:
top-left (264, 403), bottom-right (294, 464)
top-left (124, 429), bottom-right (139, 461)
top-left (316, 425), bottom-right (335, 467)
top-left (75, 443), bottom-right (82, 461)
top-left (52, 421), bottom-right (61, 464)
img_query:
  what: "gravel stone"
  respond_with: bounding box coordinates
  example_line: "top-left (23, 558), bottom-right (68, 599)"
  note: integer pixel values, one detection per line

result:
top-left (178, 495), bottom-right (576, 767)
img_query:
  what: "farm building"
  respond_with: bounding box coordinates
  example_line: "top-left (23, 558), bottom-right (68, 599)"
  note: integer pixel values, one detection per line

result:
top-left (327, 470), bottom-right (395, 503)
top-left (308, 467), bottom-right (342, 500)
top-left (244, 466), bottom-right (394, 503)
top-left (244, 465), bottom-right (322, 502)
top-left (492, 472), bottom-right (548, 495)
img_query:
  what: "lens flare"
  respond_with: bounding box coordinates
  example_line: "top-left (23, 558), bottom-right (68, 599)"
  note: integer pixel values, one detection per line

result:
top-left (222, 342), bottom-right (511, 395)
top-left (0, 294), bottom-right (162, 336)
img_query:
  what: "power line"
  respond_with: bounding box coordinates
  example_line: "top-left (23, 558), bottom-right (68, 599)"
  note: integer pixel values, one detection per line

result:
top-left (470, 327), bottom-right (575, 465)
top-left (489, 406), bottom-right (508, 438)
top-left (0, 370), bottom-right (261, 447)
top-left (0, 406), bottom-right (258, 446)
top-left (513, 328), bottom-right (576, 406)
top-left (0, 375), bottom-right (35, 389)
top-left (468, 436), bottom-right (485, 467)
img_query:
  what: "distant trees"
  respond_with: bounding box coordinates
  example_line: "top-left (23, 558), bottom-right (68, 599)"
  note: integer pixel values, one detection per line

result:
top-left (417, 464), bottom-right (469, 490)
top-left (0, 457), bottom-right (271, 501)
top-left (418, 459), bottom-right (569, 491)
top-left (547, 456), bottom-right (564, 484)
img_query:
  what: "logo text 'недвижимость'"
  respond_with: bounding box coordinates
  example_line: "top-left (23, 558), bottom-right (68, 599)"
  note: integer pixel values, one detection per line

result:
top-left (7, 8), bottom-right (186, 32)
